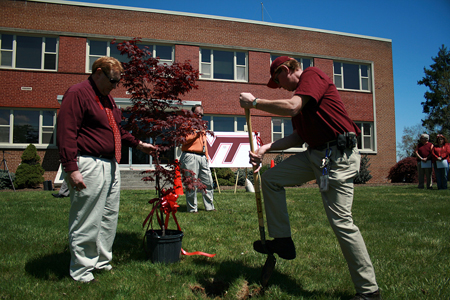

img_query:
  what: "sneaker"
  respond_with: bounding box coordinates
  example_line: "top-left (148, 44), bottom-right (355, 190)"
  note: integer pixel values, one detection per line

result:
top-left (351, 290), bottom-right (382, 300)
top-left (253, 237), bottom-right (296, 260)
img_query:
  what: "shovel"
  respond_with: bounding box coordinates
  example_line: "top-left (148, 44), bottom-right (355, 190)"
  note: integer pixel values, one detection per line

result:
top-left (245, 108), bottom-right (276, 288)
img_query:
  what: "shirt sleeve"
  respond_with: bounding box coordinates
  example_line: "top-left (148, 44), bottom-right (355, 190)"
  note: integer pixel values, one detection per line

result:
top-left (295, 68), bottom-right (329, 103)
top-left (57, 89), bottom-right (84, 172)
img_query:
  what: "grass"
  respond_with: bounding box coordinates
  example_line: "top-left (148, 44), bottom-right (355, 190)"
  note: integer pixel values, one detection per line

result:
top-left (0, 185), bottom-right (449, 299)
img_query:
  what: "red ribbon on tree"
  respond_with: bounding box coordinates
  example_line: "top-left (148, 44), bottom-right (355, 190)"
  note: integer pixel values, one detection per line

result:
top-left (143, 188), bottom-right (215, 258)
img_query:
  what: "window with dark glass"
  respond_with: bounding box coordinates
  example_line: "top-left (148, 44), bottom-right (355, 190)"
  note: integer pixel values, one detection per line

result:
top-left (333, 62), bottom-right (370, 91)
top-left (200, 49), bottom-right (247, 81)
top-left (0, 34), bottom-right (58, 70)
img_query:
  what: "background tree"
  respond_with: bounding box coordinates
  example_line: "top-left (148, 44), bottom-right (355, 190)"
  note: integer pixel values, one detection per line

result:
top-left (354, 154), bottom-right (372, 184)
top-left (14, 144), bottom-right (45, 189)
top-left (397, 123), bottom-right (426, 160)
top-left (418, 44), bottom-right (450, 136)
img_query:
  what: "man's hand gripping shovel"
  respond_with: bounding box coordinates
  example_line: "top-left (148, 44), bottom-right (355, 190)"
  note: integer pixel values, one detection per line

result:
top-left (245, 109), bottom-right (276, 288)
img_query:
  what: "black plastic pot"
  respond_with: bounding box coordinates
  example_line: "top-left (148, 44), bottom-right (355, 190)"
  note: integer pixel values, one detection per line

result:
top-left (145, 229), bottom-right (184, 263)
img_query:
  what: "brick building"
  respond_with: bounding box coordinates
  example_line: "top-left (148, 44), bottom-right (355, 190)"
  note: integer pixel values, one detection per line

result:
top-left (0, 0), bottom-right (396, 185)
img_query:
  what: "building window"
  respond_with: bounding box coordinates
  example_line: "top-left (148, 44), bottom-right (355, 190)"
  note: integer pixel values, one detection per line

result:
top-left (0, 109), bottom-right (56, 145)
top-left (271, 55), bottom-right (313, 70)
top-left (203, 115), bottom-right (246, 132)
top-left (87, 40), bottom-right (174, 72)
top-left (0, 33), bottom-right (58, 70)
top-left (272, 117), bottom-right (307, 149)
top-left (355, 122), bottom-right (374, 151)
top-left (200, 49), bottom-right (247, 81)
top-left (333, 62), bottom-right (370, 91)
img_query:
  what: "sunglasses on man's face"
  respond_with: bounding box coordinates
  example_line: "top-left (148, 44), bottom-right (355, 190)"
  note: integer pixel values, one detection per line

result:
top-left (273, 69), bottom-right (283, 85)
top-left (102, 70), bottom-right (121, 84)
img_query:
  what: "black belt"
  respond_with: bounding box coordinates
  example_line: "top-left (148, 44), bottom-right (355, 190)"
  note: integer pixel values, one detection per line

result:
top-left (78, 152), bottom-right (114, 159)
top-left (313, 132), bottom-right (358, 151)
top-left (313, 140), bottom-right (338, 151)
top-left (183, 151), bottom-right (205, 156)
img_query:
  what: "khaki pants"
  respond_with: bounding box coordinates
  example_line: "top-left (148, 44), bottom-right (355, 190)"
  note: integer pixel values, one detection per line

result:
top-left (261, 146), bottom-right (378, 294)
top-left (67, 155), bottom-right (120, 282)
top-left (180, 152), bottom-right (214, 212)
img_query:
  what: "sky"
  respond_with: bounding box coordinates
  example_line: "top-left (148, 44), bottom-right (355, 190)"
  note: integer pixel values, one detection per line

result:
top-left (66, 0), bottom-right (450, 151)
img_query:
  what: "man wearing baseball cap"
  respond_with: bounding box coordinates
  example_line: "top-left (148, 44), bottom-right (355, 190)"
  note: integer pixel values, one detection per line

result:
top-left (239, 56), bottom-right (381, 300)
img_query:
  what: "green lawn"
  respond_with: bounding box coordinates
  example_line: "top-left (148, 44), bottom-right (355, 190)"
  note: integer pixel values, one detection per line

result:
top-left (0, 185), bottom-right (449, 299)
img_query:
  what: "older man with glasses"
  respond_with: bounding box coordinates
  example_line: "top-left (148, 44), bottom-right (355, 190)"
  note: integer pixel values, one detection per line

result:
top-left (57, 56), bottom-right (156, 283)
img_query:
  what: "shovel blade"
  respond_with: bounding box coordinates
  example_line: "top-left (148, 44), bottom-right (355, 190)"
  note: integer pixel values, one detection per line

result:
top-left (261, 254), bottom-right (276, 288)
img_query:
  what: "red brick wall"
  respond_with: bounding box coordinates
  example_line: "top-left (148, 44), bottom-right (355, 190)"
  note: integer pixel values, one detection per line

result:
top-left (0, 0), bottom-right (396, 183)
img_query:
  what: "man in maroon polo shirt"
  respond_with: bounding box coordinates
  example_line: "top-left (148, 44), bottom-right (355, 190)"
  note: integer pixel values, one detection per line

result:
top-left (57, 56), bottom-right (155, 283)
top-left (239, 57), bottom-right (381, 300)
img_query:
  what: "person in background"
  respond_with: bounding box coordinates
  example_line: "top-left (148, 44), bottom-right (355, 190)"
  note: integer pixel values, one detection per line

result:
top-left (239, 56), bottom-right (381, 300)
top-left (180, 104), bottom-right (215, 213)
top-left (52, 179), bottom-right (69, 198)
top-left (57, 56), bottom-right (156, 283)
top-left (431, 134), bottom-right (449, 190)
top-left (415, 134), bottom-right (433, 189)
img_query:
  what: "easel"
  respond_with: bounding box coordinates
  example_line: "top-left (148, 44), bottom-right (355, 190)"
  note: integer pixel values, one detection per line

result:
top-left (1, 151), bottom-right (15, 191)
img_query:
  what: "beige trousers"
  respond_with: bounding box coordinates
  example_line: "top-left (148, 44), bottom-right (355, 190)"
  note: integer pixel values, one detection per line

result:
top-left (67, 155), bottom-right (120, 282)
top-left (261, 146), bottom-right (378, 294)
top-left (180, 152), bottom-right (214, 212)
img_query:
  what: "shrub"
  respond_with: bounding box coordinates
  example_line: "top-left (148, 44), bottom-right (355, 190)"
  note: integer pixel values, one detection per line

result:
top-left (274, 153), bottom-right (286, 165)
top-left (0, 170), bottom-right (15, 190)
top-left (354, 154), bottom-right (373, 184)
top-left (388, 157), bottom-right (418, 183)
top-left (235, 164), bottom-right (271, 186)
top-left (14, 144), bottom-right (45, 189)
top-left (212, 168), bottom-right (235, 186)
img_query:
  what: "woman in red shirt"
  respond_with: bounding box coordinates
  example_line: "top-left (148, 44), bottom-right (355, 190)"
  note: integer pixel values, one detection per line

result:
top-left (431, 134), bottom-right (449, 190)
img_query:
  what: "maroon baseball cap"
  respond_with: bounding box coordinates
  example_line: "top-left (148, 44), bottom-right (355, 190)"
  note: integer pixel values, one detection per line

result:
top-left (267, 56), bottom-right (292, 88)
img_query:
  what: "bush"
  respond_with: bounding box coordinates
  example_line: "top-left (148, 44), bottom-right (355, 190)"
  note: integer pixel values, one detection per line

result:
top-left (212, 168), bottom-right (235, 186)
top-left (0, 170), bottom-right (15, 190)
top-left (274, 153), bottom-right (286, 165)
top-left (235, 164), bottom-right (272, 186)
top-left (14, 144), bottom-right (45, 189)
top-left (354, 154), bottom-right (372, 184)
top-left (388, 157), bottom-right (418, 183)
top-left (235, 168), bottom-right (252, 186)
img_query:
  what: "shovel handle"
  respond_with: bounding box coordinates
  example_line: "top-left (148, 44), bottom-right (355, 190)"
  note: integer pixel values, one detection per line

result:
top-left (245, 109), bottom-right (266, 244)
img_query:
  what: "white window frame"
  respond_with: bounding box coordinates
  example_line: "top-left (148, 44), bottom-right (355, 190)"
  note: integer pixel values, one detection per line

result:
top-left (0, 109), bottom-right (57, 147)
top-left (270, 55), bottom-right (313, 70)
top-left (271, 117), bottom-right (306, 151)
top-left (204, 115), bottom-right (247, 132)
top-left (86, 39), bottom-right (174, 72)
top-left (355, 122), bottom-right (375, 152)
top-left (333, 62), bottom-right (371, 92)
top-left (0, 33), bottom-right (58, 71)
top-left (199, 48), bottom-right (248, 82)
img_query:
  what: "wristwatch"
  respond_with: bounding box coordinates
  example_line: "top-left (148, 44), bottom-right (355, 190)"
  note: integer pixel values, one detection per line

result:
top-left (252, 98), bottom-right (259, 108)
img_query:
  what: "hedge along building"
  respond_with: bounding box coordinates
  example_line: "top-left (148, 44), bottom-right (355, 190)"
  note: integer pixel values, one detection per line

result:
top-left (0, 0), bottom-right (395, 185)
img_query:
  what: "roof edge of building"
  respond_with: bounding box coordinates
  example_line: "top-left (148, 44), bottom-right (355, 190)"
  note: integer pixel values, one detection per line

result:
top-left (28, 0), bottom-right (392, 43)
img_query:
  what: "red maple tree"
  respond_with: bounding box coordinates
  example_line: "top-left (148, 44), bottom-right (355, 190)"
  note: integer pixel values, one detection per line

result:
top-left (115, 38), bottom-right (209, 232)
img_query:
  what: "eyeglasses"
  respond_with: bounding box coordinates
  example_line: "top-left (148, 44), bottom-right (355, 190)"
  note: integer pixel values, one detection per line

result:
top-left (273, 69), bottom-right (282, 85)
top-left (102, 69), bottom-right (121, 84)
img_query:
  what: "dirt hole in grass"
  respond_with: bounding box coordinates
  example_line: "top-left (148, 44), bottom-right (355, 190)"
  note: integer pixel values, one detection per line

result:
top-left (190, 279), bottom-right (263, 299)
